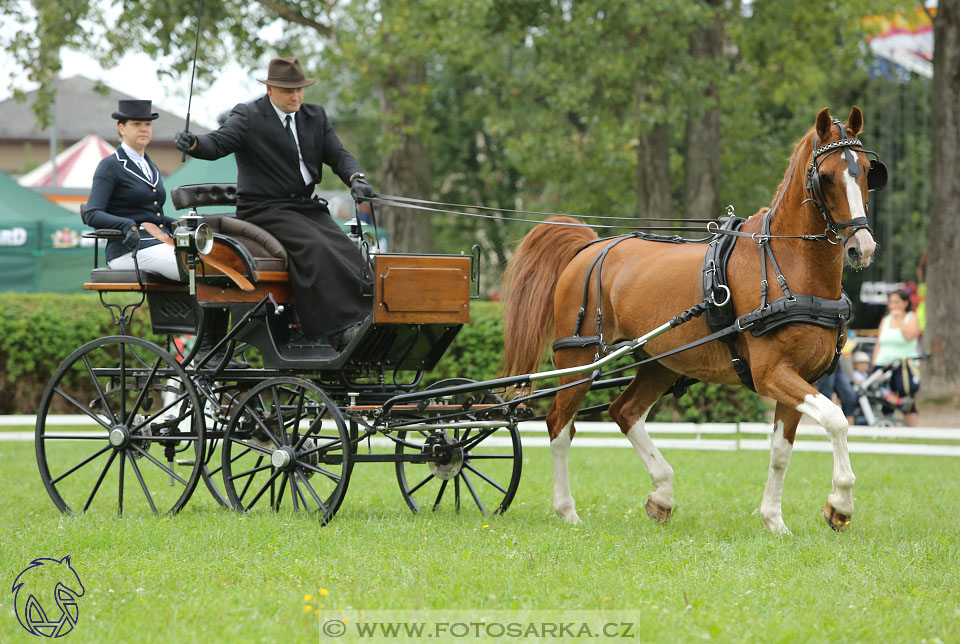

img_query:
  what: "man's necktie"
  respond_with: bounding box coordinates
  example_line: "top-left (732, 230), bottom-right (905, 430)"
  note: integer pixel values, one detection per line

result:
top-left (284, 115), bottom-right (299, 162)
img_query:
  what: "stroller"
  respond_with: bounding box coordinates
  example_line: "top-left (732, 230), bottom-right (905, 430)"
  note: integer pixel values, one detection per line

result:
top-left (852, 357), bottom-right (923, 426)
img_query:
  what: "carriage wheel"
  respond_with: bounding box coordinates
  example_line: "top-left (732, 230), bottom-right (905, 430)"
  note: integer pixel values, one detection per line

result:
top-left (35, 336), bottom-right (205, 516)
top-left (394, 378), bottom-right (522, 515)
top-left (221, 378), bottom-right (352, 524)
top-left (186, 380), bottom-right (255, 508)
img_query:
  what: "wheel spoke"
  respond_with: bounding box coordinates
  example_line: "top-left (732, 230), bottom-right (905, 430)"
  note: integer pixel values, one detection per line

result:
top-left (432, 479), bottom-right (448, 511)
top-left (291, 388), bottom-right (306, 448)
top-left (50, 445), bottom-right (112, 485)
top-left (82, 355), bottom-right (116, 424)
top-left (408, 472), bottom-right (435, 496)
top-left (126, 357), bottom-right (163, 425)
top-left (459, 470), bottom-right (485, 514)
top-left (129, 443), bottom-right (188, 486)
top-left (297, 461), bottom-right (342, 484)
top-left (295, 471), bottom-right (328, 515)
top-left (53, 388), bottom-right (112, 430)
top-left (238, 455), bottom-right (265, 500)
top-left (271, 386), bottom-right (287, 445)
top-left (288, 472), bottom-right (301, 512)
top-left (229, 462), bottom-right (274, 481)
top-left (463, 462), bottom-right (507, 494)
top-left (83, 449), bottom-right (118, 512)
top-left (128, 452), bottom-right (158, 515)
top-left (273, 472), bottom-right (289, 511)
top-left (232, 439), bottom-right (275, 457)
top-left (454, 475), bottom-right (461, 512)
top-left (129, 392), bottom-right (190, 434)
top-left (245, 469), bottom-right (282, 509)
top-left (118, 449), bottom-right (126, 516)
top-left (251, 412), bottom-right (283, 448)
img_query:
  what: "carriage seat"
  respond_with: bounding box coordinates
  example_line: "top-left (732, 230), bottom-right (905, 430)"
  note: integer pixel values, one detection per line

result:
top-left (200, 215), bottom-right (288, 272)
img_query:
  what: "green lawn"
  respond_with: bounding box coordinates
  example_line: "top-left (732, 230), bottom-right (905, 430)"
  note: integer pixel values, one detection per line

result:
top-left (1, 435), bottom-right (957, 643)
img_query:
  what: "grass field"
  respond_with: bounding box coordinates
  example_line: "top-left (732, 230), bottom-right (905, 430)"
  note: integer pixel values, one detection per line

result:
top-left (1, 430), bottom-right (958, 643)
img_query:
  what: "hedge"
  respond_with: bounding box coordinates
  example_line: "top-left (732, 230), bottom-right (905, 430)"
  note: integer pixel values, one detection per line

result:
top-left (0, 294), bottom-right (769, 422)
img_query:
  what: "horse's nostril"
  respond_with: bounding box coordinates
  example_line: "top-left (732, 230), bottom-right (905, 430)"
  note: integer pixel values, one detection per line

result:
top-left (847, 247), bottom-right (861, 262)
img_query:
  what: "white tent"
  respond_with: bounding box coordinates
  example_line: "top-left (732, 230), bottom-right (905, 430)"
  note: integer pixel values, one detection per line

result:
top-left (18, 134), bottom-right (114, 189)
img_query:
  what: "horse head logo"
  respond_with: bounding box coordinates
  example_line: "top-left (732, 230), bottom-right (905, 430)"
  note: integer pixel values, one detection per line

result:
top-left (11, 555), bottom-right (85, 638)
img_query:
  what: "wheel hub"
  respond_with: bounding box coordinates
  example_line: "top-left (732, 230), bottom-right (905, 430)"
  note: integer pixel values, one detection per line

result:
top-left (271, 446), bottom-right (296, 471)
top-left (108, 426), bottom-right (128, 448)
top-left (425, 432), bottom-right (463, 481)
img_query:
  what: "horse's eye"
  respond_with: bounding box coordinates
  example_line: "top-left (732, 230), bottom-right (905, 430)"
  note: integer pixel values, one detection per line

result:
top-left (819, 173), bottom-right (834, 186)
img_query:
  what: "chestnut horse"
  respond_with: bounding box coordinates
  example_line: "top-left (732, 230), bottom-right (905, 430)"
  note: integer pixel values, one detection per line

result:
top-left (502, 107), bottom-right (881, 533)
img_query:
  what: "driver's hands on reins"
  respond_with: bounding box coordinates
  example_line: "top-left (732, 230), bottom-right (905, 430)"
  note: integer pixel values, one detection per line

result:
top-left (350, 176), bottom-right (375, 201)
top-left (174, 130), bottom-right (197, 153)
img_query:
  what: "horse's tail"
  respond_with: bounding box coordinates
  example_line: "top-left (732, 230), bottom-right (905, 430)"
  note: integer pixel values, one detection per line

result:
top-left (501, 217), bottom-right (598, 377)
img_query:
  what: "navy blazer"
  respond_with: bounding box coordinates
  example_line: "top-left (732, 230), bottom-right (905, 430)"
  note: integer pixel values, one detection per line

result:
top-left (85, 147), bottom-right (177, 262)
top-left (189, 96), bottom-right (362, 201)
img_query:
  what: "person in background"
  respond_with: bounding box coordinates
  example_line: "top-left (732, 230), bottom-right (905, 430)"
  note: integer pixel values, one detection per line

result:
top-left (85, 99), bottom-right (239, 367)
top-left (851, 351), bottom-right (871, 387)
top-left (872, 289), bottom-right (921, 427)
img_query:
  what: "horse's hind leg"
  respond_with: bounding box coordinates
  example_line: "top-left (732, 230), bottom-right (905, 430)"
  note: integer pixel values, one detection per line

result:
top-left (545, 369), bottom-right (594, 525)
top-left (760, 404), bottom-right (800, 534)
top-left (607, 365), bottom-right (678, 523)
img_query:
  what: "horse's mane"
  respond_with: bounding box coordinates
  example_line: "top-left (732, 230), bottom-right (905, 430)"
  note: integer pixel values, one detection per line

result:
top-left (765, 128), bottom-right (816, 214)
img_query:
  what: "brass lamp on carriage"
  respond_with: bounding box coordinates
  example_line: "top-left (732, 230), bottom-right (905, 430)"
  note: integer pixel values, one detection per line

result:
top-left (174, 213), bottom-right (214, 294)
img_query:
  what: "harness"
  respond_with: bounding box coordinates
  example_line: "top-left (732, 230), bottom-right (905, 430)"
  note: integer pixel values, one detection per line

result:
top-left (552, 122), bottom-right (886, 391)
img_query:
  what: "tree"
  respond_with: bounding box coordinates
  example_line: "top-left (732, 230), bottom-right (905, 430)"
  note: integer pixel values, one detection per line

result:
top-left (924, 0), bottom-right (960, 398)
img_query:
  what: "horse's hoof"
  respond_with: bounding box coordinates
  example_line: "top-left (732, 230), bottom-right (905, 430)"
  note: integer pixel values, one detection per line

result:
top-left (645, 497), bottom-right (672, 523)
top-left (823, 502), bottom-right (851, 532)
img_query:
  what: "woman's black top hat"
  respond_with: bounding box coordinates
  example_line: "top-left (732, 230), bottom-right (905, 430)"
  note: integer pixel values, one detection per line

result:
top-left (257, 57), bottom-right (316, 88)
top-left (111, 99), bottom-right (159, 121)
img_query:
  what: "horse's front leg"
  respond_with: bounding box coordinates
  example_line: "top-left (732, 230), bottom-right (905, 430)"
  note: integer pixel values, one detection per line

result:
top-left (762, 371), bottom-right (855, 532)
top-left (760, 404), bottom-right (800, 534)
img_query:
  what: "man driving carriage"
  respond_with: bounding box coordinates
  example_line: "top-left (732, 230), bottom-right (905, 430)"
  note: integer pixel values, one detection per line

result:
top-left (175, 56), bottom-right (375, 350)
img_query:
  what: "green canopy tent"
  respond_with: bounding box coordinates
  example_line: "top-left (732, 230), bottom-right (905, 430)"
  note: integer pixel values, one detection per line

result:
top-left (0, 170), bottom-right (92, 293)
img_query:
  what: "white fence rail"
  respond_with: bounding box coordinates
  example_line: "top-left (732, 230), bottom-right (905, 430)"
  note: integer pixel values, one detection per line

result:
top-left (3, 416), bottom-right (959, 457)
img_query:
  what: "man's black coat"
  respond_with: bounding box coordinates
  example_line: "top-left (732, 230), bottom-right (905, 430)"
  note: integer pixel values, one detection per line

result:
top-left (188, 95), bottom-right (370, 338)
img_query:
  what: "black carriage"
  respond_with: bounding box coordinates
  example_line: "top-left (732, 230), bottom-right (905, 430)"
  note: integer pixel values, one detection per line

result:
top-left (35, 184), bottom-right (525, 523)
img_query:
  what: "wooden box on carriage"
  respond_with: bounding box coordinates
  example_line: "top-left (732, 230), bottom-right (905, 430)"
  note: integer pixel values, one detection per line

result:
top-left (372, 254), bottom-right (471, 324)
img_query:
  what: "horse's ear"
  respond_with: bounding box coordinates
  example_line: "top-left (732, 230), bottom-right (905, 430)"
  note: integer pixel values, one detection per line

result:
top-left (816, 108), bottom-right (832, 139)
top-left (846, 106), bottom-right (863, 136)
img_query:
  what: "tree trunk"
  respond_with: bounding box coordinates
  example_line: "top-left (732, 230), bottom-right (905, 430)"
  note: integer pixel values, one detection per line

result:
top-left (924, 0), bottom-right (960, 398)
top-left (377, 65), bottom-right (433, 253)
top-left (635, 121), bottom-right (671, 219)
top-left (683, 0), bottom-right (724, 220)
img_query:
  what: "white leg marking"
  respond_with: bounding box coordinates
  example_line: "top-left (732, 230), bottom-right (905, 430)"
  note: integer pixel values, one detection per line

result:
top-left (624, 410), bottom-right (674, 509)
top-left (797, 393), bottom-right (856, 515)
top-left (551, 420), bottom-right (581, 524)
top-left (760, 420), bottom-right (794, 534)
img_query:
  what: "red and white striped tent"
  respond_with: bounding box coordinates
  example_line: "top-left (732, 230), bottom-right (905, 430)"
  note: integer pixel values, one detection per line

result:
top-left (18, 134), bottom-right (114, 212)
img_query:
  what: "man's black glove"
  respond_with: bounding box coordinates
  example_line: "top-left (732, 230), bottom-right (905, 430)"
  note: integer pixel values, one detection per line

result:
top-left (174, 130), bottom-right (197, 153)
top-left (123, 226), bottom-right (141, 251)
top-left (350, 175), bottom-right (375, 201)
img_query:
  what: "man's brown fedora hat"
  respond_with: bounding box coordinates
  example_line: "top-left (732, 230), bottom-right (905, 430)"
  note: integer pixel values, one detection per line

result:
top-left (257, 57), bottom-right (316, 89)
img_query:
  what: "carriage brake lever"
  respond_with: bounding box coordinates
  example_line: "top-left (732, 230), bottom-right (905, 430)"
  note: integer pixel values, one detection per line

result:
top-left (267, 292), bottom-right (285, 315)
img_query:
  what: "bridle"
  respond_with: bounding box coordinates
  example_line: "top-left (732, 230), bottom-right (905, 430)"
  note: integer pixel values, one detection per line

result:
top-left (805, 119), bottom-right (888, 244)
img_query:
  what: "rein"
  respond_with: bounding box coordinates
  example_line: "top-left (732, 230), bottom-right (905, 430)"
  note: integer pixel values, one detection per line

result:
top-left (367, 194), bottom-right (715, 234)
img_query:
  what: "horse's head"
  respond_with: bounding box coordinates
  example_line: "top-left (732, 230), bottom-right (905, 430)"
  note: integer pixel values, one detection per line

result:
top-left (12, 555), bottom-right (86, 636)
top-left (805, 106), bottom-right (886, 268)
